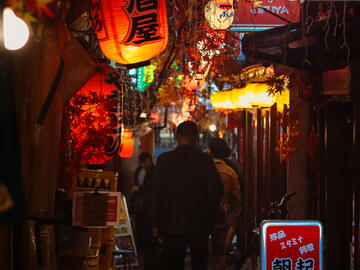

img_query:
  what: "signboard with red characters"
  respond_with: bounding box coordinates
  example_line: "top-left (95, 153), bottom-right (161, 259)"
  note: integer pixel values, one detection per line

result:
top-left (231, 0), bottom-right (300, 31)
top-left (261, 221), bottom-right (323, 270)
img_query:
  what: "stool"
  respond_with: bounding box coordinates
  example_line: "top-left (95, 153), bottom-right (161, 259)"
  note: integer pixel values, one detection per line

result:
top-left (112, 249), bottom-right (133, 269)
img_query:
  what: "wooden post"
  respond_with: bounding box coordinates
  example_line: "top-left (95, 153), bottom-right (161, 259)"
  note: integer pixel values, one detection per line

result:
top-left (245, 111), bottom-right (254, 253)
top-left (270, 104), bottom-right (282, 202)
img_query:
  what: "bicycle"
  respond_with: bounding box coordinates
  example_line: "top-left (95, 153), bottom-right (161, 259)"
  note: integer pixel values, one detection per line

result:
top-left (247, 192), bottom-right (296, 270)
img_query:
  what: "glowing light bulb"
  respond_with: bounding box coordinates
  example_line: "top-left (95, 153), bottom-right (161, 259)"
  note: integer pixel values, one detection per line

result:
top-left (209, 124), bottom-right (217, 132)
top-left (3, 7), bottom-right (30, 50)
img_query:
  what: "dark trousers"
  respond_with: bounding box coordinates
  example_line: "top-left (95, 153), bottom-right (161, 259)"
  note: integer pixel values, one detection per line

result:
top-left (163, 232), bottom-right (209, 270)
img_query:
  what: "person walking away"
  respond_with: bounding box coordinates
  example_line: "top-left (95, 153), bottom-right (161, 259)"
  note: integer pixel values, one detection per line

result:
top-left (130, 152), bottom-right (155, 255)
top-left (221, 152), bottom-right (245, 256)
top-left (152, 121), bottom-right (223, 270)
top-left (208, 137), bottom-right (240, 270)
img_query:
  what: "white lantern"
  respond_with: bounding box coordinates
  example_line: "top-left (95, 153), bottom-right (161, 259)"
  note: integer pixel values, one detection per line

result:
top-left (205, 0), bottom-right (234, 30)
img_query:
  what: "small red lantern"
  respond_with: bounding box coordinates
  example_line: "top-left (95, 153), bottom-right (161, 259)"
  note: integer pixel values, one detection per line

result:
top-left (92, 0), bottom-right (169, 65)
top-left (67, 69), bottom-right (121, 165)
top-left (119, 129), bottom-right (134, 158)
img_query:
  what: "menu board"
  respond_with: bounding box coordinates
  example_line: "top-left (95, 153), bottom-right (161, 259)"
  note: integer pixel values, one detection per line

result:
top-left (72, 191), bottom-right (121, 227)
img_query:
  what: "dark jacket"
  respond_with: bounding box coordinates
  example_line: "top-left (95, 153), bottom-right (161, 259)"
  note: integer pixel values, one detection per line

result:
top-left (152, 145), bottom-right (223, 234)
top-left (131, 164), bottom-right (155, 216)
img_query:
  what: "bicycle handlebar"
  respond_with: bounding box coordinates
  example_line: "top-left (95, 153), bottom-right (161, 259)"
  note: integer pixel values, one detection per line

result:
top-left (276, 192), bottom-right (296, 208)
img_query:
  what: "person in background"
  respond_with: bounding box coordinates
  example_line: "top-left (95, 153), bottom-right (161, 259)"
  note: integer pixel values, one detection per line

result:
top-left (208, 137), bottom-right (240, 270)
top-left (130, 152), bottom-right (155, 255)
top-left (152, 121), bottom-right (223, 270)
top-left (223, 151), bottom-right (245, 254)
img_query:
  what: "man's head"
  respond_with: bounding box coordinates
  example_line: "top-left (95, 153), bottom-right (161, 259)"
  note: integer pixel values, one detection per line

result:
top-left (138, 152), bottom-right (152, 169)
top-left (208, 137), bottom-right (232, 159)
top-left (176, 121), bottom-right (199, 146)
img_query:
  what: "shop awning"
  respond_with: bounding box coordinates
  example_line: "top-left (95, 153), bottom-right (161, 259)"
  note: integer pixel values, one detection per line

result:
top-left (242, 14), bottom-right (360, 71)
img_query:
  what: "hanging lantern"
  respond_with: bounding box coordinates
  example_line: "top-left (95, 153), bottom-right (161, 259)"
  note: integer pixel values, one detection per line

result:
top-left (246, 83), bottom-right (276, 107)
top-left (230, 88), bottom-right (253, 108)
top-left (205, 0), bottom-right (234, 30)
top-left (211, 83), bottom-right (278, 109)
top-left (119, 129), bottom-right (134, 158)
top-left (67, 69), bottom-right (121, 165)
top-left (91, 0), bottom-right (168, 65)
top-left (210, 90), bottom-right (232, 109)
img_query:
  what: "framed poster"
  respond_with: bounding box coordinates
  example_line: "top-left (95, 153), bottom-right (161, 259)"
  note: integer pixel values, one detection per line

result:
top-left (72, 191), bottom-right (121, 227)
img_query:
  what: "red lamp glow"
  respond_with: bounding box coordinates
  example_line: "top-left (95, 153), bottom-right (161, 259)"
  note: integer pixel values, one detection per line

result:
top-left (119, 129), bottom-right (134, 158)
top-left (91, 0), bottom-right (169, 65)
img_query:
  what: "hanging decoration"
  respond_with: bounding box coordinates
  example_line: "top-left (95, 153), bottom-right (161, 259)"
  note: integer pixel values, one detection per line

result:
top-left (6, 0), bottom-right (55, 34)
top-left (91, 0), bottom-right (169, 65)
top-left (64, 67), bottom-right (122, 165)
top-left (205, 0), bottom-right (234, 30)
top-left (119, 129), bottom-right (134, 158)
top-left (275, 109), bottom-right (300, 163)
top-left (26, 0), bottom-right (55, 18)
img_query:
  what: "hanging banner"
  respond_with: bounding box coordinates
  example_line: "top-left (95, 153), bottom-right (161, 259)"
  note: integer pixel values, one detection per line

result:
top-left (231, 0), bottom-right (300, 31)
top-left (261, 220), bottom-right (323, 270)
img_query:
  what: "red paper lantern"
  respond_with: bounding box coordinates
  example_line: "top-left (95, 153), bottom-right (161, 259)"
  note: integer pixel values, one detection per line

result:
top-left (119, 129), bottom-right (134, 158)
top-left (92, 0), bottom-right (168, 65)
top-left (68, 69), bottom-right (121, 165)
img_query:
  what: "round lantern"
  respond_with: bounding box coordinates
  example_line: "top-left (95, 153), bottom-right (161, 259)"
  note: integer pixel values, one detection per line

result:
top-left (210, 90), bottom-right (231, 109)
top-left (246, 83), bottom-right (276, 107)
top-left (119, 129), bottom-right (134, 158)
top-left (91, 0), bottom-right (168, 65)
top-left (68, 69), bottom-right (120, 165)
top-left (230, 88), bottom-right (253, 108)
top-left (205, 0), bottom-right (234, 30)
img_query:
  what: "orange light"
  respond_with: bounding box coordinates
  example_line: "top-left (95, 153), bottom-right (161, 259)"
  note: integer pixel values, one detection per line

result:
top-left (246, 83), bottom-right (276, 107)
top-left (275, 89), bottom-right (290, 112)
top-left (211, 83), bottom-right (288, 109)
top-left (92, 0), bottom-right (168, 65)
top-left (119, 129), bottom-right (134, 158)
top-left (230, 88), bottom-right (252, 108)
top-left (210, 90), bottom-right (233, 109)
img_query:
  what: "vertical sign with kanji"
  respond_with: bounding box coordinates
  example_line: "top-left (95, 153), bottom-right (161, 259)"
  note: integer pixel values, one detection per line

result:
top-left (261, 221), bottom-right (323, 270)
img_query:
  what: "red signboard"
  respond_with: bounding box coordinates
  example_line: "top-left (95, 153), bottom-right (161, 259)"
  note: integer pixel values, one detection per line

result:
top-left (261, 221), bottom-right (323, 270)
top-left (232, 0), bottom-right (300, 31)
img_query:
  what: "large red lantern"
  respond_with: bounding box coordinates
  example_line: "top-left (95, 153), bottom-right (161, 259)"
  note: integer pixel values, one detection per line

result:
top-left (67, 69), bottom-right (122, 165)
top-left (91, 0), bottom-right (169, 65)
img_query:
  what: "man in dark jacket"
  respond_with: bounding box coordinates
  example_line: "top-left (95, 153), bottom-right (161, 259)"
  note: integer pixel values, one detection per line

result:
top-left (130, 152), bottom-right (155, 253)
top-left (152, 121), bottom-right (223, 270)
